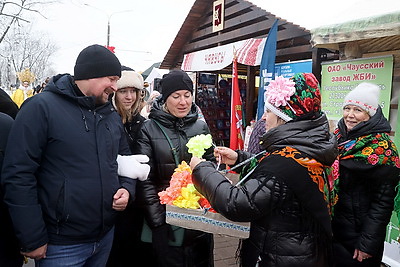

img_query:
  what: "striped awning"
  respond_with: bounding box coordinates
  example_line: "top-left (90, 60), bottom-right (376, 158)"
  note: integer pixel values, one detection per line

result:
top-left (181, 37), bottom-right (267, 71)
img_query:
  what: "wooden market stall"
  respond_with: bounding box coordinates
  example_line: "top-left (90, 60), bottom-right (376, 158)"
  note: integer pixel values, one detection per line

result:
top-left (159, 0), bottom-right (317, 146)
top-left (311, 11), bottom-right (400, 137)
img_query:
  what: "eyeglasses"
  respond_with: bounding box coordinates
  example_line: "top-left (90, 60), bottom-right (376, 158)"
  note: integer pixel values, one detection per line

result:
top-left (118, 88), bottom-right (139, 95)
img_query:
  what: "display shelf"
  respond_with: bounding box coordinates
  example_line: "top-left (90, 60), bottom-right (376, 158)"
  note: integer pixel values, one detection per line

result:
top-left (196, 78), bottom-right (246, 147)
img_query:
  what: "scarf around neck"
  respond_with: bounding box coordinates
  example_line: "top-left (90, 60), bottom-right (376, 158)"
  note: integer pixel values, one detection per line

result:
top-left (241, 146), bottom-right (334, 236)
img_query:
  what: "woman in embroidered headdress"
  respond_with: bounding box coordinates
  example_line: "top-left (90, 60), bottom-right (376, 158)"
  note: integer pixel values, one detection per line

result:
top-left (190, 73), bottom-right (338, 267)
top-left (331, 82), bottom-right (400, 266)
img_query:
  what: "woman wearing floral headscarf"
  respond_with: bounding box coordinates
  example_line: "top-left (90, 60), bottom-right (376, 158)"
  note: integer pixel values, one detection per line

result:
top-left (190, 73), bottom-right (338, 266)
top-left (332, 82), bottom-right (400, 266)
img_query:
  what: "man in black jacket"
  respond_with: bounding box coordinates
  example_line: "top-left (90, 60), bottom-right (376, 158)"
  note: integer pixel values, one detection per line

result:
top-left (0, 88), bottom-right (19, 119)
top-left (1, 45), bottom-right (140, 267)
top-left (0, 112), bottom-right (24, 267)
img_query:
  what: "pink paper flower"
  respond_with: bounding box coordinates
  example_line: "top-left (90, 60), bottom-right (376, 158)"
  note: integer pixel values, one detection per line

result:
top-left (266, 76), bottom-right (296, 107)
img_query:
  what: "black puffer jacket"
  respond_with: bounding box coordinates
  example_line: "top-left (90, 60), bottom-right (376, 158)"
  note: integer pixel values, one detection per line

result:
top-left (133, 97), bottom-right (213, 228)
top-left (192, 114), bottom-right (338, 267)
top-left (132, 97), bottom-right (214, 266)
top-left (0, 113), bottom-right (24, 266)
top-left (332, 107), bottom-right (399, 266)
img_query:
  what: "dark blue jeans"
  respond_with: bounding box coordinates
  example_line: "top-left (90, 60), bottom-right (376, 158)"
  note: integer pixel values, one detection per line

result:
top-left (36, 228), bottom-right (114, 267)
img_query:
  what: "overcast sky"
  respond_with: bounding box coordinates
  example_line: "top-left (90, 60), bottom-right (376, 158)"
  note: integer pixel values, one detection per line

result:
top-left (33, 0), bottom-right (400, 74)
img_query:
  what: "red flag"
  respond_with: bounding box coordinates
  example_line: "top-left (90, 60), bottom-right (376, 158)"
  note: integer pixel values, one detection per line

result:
top-left (105, 45), bottom-right (116, 53)
top-left (229, 57), bottom-right (244, 150)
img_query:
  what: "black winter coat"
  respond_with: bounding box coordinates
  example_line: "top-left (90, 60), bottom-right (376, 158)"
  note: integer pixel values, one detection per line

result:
top-left (1, 74), bottom-right (136, 252)
top-left (0, 88), bottom-right (19, 119)
top-left (332, 107), bottom-right (399, 266)
top-left (192, 114), bottom-right (338, 267)
top-left (0, 113), bottom-right (24, 266)
top-left (132, 97), bottom-right (214, 266)
top-left (123, 113), bottom-right (146, 151)
top-left (133, 98), bottom-right (213, 228)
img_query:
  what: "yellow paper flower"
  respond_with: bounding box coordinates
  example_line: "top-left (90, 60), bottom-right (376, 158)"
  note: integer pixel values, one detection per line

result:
top-left (174, 161), bottom-right (192, 174)
top-left (159, 161), bottom-right (213, 210)
top-left (172, 185), bottom-right (201, 209)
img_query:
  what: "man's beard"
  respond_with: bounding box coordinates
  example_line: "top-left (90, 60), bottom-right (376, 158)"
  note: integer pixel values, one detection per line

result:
top-left (95, 94), bottom-right (108, 105)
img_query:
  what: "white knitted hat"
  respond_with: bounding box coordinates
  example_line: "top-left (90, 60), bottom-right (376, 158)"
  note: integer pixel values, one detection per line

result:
top-left (343, 82), bottom-right (380, 116)
top-left (117, 70), bottom-right (144, 90)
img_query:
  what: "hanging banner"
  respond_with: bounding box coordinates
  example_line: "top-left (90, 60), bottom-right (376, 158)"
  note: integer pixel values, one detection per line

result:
top-left (181, 41), bottom-right (245, 72)
top-left (236, 38), bottom-right (265, 66)
top-left (213, 0), bottom-right (224, 33)
top-left (320, 55), bottom-right (394, 121)
top-left (257, 19), bottom-right (278, 120)
top-left (181, 36), bottom-right (271, 72)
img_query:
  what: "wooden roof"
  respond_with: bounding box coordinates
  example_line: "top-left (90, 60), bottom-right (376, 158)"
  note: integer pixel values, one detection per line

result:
top-left (311, 11), bottom-right (400, 67)
top-left (160, 0), bottom-right (313, 74)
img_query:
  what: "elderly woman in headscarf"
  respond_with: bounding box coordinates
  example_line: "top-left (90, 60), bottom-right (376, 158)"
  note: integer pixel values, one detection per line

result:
top-left (190, 73), bottom-right (338, 267)
top-left (331, 82), bottom-right (400, 266)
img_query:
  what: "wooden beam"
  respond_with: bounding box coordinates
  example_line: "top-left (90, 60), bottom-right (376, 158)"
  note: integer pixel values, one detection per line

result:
top-left (184, 20), bottom-right (310, 53)
top-left (312, 47), bottom-right (323, 82)
top-left (275, 44), bottom-right (312, 56)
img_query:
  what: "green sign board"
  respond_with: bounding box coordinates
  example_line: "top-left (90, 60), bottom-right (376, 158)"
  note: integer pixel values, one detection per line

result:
top-left (321, 55), bottom-right (394, 121)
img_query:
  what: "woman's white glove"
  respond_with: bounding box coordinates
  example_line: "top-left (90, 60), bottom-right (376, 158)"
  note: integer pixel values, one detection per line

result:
top-left (117, 155), bottom-right (150, 181)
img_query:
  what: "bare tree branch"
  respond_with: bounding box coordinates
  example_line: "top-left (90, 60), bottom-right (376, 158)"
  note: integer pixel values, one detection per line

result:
top-left (0, 23), bottom-right (58, 87)
top-left (0, 1), bottom-right (55, 44)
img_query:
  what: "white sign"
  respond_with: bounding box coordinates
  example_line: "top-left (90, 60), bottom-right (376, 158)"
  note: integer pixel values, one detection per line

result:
top-left (182, 41), bottom-right (245, 71)
top-left (213, 0), bottom-right (224, 32)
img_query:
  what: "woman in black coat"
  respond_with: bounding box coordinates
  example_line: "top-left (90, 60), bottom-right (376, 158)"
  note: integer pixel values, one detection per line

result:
top-left (191, 73), bottom-right (338, 267)
top-left (132, 70), bottom-right (214, 267)
top-left (332, 82), bottom-right (400, 266)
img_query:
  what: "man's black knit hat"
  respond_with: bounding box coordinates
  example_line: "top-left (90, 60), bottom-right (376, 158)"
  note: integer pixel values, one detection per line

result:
top-left (160, 70), bottom-right (193, 101)
top-left (74, 44), bottom-right (121, 80)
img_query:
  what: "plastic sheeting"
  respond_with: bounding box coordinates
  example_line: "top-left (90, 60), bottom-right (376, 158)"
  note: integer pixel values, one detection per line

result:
top-left (311, 11), bottom-right (400, 48)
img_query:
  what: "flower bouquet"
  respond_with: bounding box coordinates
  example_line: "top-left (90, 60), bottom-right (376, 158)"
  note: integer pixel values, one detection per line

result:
top-left (158, 134), bottom-right (250, 238)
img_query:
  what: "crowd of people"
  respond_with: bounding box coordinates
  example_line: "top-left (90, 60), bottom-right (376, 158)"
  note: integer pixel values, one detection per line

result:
top-left (0, 43), bottom-right (399, 267)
